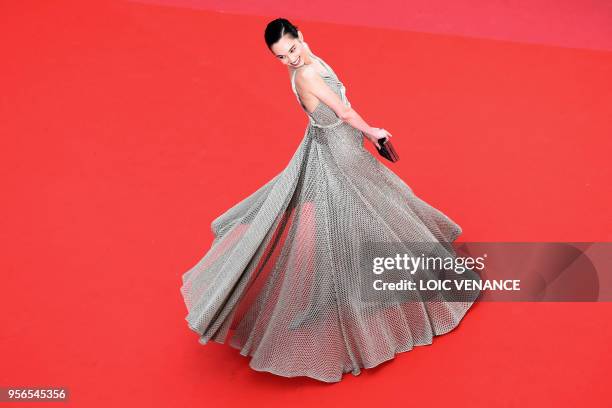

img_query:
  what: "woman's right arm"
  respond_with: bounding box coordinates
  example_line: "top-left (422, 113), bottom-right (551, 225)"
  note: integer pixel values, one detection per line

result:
top-left (296, 67), bottom-right (392, 148)
top-left (341, 108), bottom-right (392, 148)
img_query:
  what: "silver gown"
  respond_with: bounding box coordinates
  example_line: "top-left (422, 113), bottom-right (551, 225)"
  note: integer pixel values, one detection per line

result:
top-left (180, 52), bottom-right (481, 383)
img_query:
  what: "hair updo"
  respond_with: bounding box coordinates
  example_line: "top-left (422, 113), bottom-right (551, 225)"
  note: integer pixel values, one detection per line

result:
top-left (264, 18), bottom-right (299, 50)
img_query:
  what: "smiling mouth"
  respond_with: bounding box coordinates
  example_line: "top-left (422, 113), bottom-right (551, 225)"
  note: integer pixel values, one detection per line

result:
top-left (290, 57), bottom-right (301, 66)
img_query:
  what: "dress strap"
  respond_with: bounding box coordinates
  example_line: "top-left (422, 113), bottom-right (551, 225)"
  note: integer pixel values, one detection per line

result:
top-left (290, 69), bottom-right (300, 102)
top-left (309, 52), bottom-right (336, 78)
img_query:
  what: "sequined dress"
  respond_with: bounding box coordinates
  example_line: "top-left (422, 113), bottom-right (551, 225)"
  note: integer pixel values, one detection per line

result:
top-left (180, 52), bottom-right (481, 383)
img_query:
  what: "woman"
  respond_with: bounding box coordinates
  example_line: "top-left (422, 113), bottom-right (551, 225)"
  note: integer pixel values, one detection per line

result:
top-left (180, 18), bottom-right (481, 383)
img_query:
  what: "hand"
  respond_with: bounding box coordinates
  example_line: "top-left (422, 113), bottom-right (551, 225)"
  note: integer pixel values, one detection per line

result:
top-left (366, 127), bottom-right (393, 149)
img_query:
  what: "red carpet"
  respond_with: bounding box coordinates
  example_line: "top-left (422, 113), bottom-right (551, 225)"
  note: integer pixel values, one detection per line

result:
top-left (1, 1), bottom-right (611, 406)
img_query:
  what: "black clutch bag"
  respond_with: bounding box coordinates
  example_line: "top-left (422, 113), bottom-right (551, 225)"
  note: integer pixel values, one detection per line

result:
top-left (376, 137), bottom-right (399, 162)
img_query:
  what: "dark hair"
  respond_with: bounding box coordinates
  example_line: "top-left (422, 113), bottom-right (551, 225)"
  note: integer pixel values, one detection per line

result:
top-left (264, 18), bottom-right (299, 50)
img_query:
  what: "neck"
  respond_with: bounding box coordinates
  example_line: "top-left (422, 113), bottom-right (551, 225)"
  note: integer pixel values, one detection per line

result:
top-left (288, 51), bottom-right (315, 74)
top-left (303, 52), bottom-right (314, 64)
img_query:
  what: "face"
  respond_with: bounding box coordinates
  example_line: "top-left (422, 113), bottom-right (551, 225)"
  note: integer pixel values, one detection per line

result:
top-left (271, 33), bottom-right (306, 68)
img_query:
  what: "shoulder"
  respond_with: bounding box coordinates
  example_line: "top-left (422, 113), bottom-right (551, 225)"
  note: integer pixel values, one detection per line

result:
top-left (292, 65), bottom-right (320, 89)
